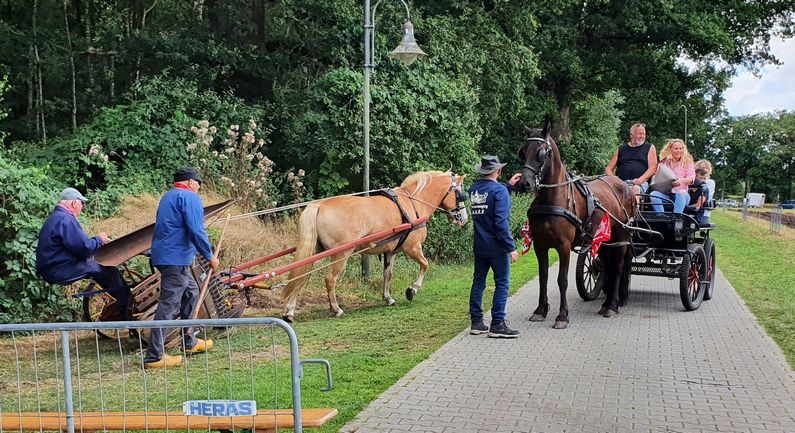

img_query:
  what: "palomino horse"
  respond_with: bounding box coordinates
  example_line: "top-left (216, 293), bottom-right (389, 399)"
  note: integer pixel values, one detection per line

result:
top-left (281, 171), bottom-right (468, 322)
top-left (518, 123), bottom-right (636, 328)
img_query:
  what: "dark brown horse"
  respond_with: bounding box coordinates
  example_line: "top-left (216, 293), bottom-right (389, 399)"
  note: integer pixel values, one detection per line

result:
top-left (518, 123), bottom-right (636, 328)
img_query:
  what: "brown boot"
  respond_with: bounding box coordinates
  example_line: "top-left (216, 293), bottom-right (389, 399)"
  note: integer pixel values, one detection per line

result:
top-left (144, 354), bottom-right (183, 369)
top-left (187, 338), bottom-right (213, 355)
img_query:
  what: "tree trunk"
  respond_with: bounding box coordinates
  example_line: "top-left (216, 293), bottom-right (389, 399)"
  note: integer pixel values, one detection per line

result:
top-left (33, 0), bottom-right (46, 143)
top-left (27, 47), bottom-right (37, 136)
top-left (85, 0), bottom-right (96, 112)
top-left (109, 55), bottom-right (115, 99)
top-left (135, 0), bottom-right (158, 84)
top-left (553, 80), bottom-right (572, 144)
top-left (252, 0), bottom-right (264, 38)
top-left (64, 0), bottom-right (77, 131)
top-left (556, 104), bottom-right (572, 144)
top-left (194, 0), bottom-right (204, 21)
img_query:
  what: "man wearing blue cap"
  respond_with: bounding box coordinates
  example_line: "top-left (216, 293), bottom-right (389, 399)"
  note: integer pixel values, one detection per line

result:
top-left (144, 168), bottom-right (219, 369)
top-left (36, 188), bottom-right (131, 318)
top-left (468, 156), bottom-right (522, 338)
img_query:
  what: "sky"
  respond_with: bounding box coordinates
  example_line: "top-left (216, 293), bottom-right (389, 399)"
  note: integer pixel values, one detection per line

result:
top-left (723, 35), bottom-right (795, 116)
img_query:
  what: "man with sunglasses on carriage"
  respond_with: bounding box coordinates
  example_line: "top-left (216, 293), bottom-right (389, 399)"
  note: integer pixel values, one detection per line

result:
top-left (36, 188), bottom-right (132, 320)
top-left (143, 168), bottom-right (219, 369)
top-left (605, 123), bottom-right (658, 201)
top-left (468, 156), bottom-right (522, 339)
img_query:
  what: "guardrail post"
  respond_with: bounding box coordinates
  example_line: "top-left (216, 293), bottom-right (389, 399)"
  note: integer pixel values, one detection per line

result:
top-left (60, 330), bottom-right (75, 433)
top-left (282, 321), bottom-right (304, 433)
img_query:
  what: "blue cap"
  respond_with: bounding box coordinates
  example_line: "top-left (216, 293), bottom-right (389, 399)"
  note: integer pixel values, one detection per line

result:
top-left (59, 187), bottom-right (88, 202)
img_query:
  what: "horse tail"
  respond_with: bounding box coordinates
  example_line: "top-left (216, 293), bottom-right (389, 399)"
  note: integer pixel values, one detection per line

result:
top-left (282, 204), bottom-right (321, 316)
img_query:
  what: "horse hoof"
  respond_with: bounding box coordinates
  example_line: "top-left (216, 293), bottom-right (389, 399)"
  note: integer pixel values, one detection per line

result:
top-left (552, 320), bottom-right (568, 329)
top-left (602, 309), bottom-right (619, 318)
top-left (335, 309), bottom-right (345, 317)
top-left (597, 306), bottom-right (608, 315)
top-left (528, 314), bottom-right (546, 322)
top-left (282, 315), bottom-right (294, 324)
top-left (385, 298), bottom-right (396, 306)
top-left (405, 287), bottom-right (416, 301)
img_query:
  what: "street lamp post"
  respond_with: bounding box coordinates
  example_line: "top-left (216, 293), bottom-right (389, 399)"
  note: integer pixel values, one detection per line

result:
top-left (361, 0), bottom-right (426, 279)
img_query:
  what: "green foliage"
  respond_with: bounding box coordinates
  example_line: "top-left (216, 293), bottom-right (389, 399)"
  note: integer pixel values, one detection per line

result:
top-left (423, 212), bottom-right (473, 264)
top-left (563, 90), bottom-right (626, 175)
top-left (711, 112), bottom-right (795, 200)
top-left (12, 76), bottom-right (270, 211)
top-left (424, 188), bottom-right (535, 263)
top-left (0, 153), bottom-right (78, 323)
top-left (277, 67), bottom-right (480, 195)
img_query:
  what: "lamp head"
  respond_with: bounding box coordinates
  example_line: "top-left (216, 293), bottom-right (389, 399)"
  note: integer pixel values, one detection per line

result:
top-left (388, 21), bottom-right (427, 65)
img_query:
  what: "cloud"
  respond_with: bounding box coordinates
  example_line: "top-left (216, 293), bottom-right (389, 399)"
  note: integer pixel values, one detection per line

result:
top-left (724, 37), bottom-right (795, 116)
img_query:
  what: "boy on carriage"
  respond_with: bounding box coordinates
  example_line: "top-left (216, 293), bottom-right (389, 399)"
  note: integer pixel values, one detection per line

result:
top-left (685, 168), bottom-right (711, 226)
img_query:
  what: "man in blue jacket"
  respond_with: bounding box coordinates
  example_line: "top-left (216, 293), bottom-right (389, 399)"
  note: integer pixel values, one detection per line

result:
top-left (469, 156), bottom-right (521, 338)
top-left (36, 188), bottom-right (130, 318)
top-left (144, 168), bottom-right (219, 369)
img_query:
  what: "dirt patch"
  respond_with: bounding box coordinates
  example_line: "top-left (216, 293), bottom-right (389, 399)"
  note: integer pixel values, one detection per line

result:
top-left (753, 211), bottom-right (795, 230)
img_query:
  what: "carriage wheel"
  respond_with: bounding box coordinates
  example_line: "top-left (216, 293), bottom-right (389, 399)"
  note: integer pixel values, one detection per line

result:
top-left (575, 252), bottom-right (604, 301)
top-left (679, 246), bottom-right (706, 311)
top-left (703, 238), bottom-right (717, 301)
top-left (82, 269), bottom-right (144, 339)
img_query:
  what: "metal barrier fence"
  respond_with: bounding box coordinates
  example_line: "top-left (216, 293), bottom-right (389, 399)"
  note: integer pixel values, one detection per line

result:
top-left (742, 203), bottom-right (749, 221)
top-left (0, 318), bottom-right (333, 433)
top-left (771, 207), bottom-right (783, 234)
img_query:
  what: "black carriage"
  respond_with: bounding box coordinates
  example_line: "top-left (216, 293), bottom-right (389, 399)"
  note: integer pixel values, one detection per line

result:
top-left (575, 196), bottom-right (717, 311)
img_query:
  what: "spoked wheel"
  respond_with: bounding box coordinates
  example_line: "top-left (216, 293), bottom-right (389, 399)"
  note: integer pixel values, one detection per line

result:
top-left (703, 238), bottom-right (717, 300)
top-left (679, 246), bottom-right (707, 311)
top-left (82, 268), bottom-right (144, 339)
top-left (576, 252), bottom-right (604, 301)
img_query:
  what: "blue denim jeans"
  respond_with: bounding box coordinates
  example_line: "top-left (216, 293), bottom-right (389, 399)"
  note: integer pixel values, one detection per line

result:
top-left (470, 253), bottom-right (511, 323)
top-left (650, 190), bottom-right (689, 213)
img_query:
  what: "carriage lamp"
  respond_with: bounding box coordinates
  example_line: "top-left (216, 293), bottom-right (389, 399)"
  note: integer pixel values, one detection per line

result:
top-left (362, 0), bottom-right (426, 279)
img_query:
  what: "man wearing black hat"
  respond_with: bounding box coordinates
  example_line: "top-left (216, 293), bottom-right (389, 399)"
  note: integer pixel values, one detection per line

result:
top-left (468, 156), bottom-right (522, 338)
top-left (36, 187), bottom-right (131, 319)
top-left (144, 168), bottom-right (219, 369)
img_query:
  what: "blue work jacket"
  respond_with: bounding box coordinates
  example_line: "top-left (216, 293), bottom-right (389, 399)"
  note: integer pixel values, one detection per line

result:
top-left (469, 178), bottom-right (516, 257)
top-left (150, 188), bottom-right (213, 266)
top-left (36, 206), bottom-right (104, 284)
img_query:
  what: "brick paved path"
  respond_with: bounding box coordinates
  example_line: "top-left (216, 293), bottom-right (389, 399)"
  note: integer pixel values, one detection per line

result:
top-left (341, 259), bottom-right (795, 433)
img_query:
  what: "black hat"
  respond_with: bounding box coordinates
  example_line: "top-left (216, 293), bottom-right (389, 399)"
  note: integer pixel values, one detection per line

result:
top-left (173, 167), bottom-right (202, 184)
top-left (474, 155), bottom-right (507, 175)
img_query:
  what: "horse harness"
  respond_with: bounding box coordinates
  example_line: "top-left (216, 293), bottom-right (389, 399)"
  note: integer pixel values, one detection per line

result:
top-left (373, 174), bottom-right (466, 251)
top-left (374, 188), bottom-right (423, 251)
top-left (523, 137), bottom-right (600, 247)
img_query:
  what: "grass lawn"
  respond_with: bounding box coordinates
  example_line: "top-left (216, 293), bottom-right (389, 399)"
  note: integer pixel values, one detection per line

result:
top-left (286, 252), bottom-right (549, 432)
top-left (709, 210), bottom-right (795, 368)
top-left (0, 252), bottom-right (551, 433)
top-left (3, 209), bottom-right (793, 433)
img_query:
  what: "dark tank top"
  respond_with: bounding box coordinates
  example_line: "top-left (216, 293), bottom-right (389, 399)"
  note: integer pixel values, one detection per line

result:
top-left (616, 142), bottom-right (651, 181)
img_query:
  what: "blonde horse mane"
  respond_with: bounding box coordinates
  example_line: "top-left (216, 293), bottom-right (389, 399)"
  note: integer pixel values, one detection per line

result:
top-left (400, 170), bottom-right (451, 194)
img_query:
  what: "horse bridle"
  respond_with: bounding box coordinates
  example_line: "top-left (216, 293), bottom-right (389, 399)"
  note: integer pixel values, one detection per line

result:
top-left (443, 173), bottom-right (468, 224)
top-left (523, 137), bottom-right (552, 190)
